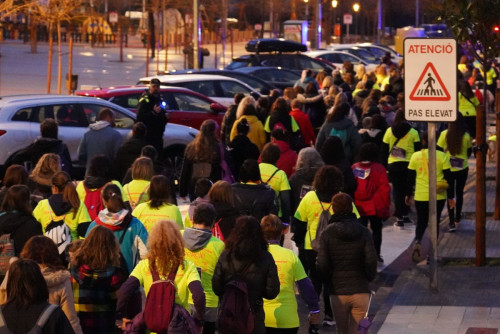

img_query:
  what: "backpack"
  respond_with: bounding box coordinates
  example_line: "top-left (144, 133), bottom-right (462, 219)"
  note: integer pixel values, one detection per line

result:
top-left (44, 210), bottom-right (71, 255)
top-left (126, 186), bottom-right (149, 210)
top-left (329, 127), bottom-right (348, 147)
top-left (211, 218), bottom-right (224, 242)
top-left (0, 233), bottom-right (15, 276)
top-left (143, 265), bottom-right (177, 333)
top-left (0, 304), bottom-right (58, 334)
top-left (217, 263), bottom-right (254, 334)
top-left (83, 184), bottom-right (104, 221)
top-left (310, 194), bottom-right (332, 252)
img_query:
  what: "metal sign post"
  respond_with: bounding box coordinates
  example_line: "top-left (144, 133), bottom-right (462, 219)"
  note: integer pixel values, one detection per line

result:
top-left (404, 38), bottom-right (457, 291)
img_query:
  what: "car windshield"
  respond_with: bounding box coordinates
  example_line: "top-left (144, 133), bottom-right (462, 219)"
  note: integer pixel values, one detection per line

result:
top-left (226, 60), bottom-right (250, 70)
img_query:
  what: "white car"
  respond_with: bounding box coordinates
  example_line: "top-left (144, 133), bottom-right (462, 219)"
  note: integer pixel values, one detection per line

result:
top-left (304, 50), bottom-right (377, 72)
top-left (0, 95), bottom-right (198, 179)
top-left (138, 74), bottom-right (261, 107)
top-left (328, 43), bottom-right (403, 64)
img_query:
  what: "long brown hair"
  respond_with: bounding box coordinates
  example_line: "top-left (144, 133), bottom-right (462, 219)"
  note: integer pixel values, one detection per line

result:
top-left (185, 119), bottom-right (219, 162)
top-left (208, 180), bottom-right (234, 206)
top-left (52, 171), bottom-right (79, 218)
top-left (70, 225), bottom-right (121, 270)
top-left (1, 185), bottom-right (32, 215)
top-left (6, 259), bottom-right (49, 306)
top-left (101, 183), bottom-right (125, 213)
top-left (147, 220), bottom-right (185, 276)
top-left (20, 236), bottom-right (65, 270)
top-left (446, 113), bottom-right (466, 156)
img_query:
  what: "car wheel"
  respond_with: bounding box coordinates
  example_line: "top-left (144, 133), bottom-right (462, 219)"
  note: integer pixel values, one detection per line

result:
top-left (162, 146), bottom-right (185, 191)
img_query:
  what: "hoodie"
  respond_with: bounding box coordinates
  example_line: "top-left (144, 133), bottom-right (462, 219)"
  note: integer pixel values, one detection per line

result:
top-left (86, 210), bottom-right (148, 274)
top-left (273, 140), bottom-right (298, 178)
top-left (0, 211), bottom-right (42, 256)
top-left (316, 212), bottom-right (377, 295)
top-left (78, 120), bottom-right (123, 167)
top-left (229, 115), bottom-right (267, 151)
top-left (10, 137), bottom-right (72, 174)
top-left (289, 167), bottom-right (318, 215)
top-left (42, 267), bottom-right (83, 334)
top-left (183, 227), bottom-right (213, 251)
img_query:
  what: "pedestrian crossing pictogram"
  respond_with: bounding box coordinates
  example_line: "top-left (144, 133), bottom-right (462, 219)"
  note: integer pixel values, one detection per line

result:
top-left (409, 62), bottom-right (451, 101)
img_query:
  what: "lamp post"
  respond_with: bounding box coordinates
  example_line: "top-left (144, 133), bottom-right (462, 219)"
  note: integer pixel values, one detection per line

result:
top-left (304, 0), bottom-right (309, 21)
top-left (352, 2), bottom-right (360, 41)
top-left (331, 0), bottom-right (338, 43)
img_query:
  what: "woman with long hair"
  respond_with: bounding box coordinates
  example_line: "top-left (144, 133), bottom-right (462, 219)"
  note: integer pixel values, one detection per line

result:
top-left (0, 164), bottom-right (29, 205)
top-left (123, 156), bottom-right (154, 209)
top-left (458, 78), bottom-right (480, 139)
top-left (116, 220), bottom-right (205, 330)
top-left (300, 82), bottom-right (327, 131)
top-left (70, 226), bottom-right (126, 334)
top-left (180, 119), bottom-right (223, 201)
top-left (0, 259), bottom-right (74, 334)
top-left (20, 236), bottom-right (83, 334)
top-left (208, 180), bottom-right (241, 240)
top-left (382, 110), bottom-right (421, 227)
top-left (264, 97), bottom-right (303, 151)
top-left (212, 216), bottom-right (280, 333)
top-left (132, 174), bottom-right (182, 231)
top-left (33, 171), bottom-right (91, 252)
top-left (0, 185), bottom-right (42, 256)
top-left (28, 153), bottom-right (61, 199)
top-left (86, 183), bottom-right (148, 274)
top-left (437, 113), bottom-right (472, 231)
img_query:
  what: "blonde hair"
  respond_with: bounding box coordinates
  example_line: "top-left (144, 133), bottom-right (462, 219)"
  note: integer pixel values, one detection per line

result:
top-left (236, 96), bottom-right (257, 119)
top-left (31, 153), bottom-right (61, 178)
top-left (355, 64), bottom-right (366, 81)
top-left (147, 220), bottom-right (185, 276)
top-left (322, 76), bottom-right (334, 90)
top-left (131, 156), bottom-right (154, 181)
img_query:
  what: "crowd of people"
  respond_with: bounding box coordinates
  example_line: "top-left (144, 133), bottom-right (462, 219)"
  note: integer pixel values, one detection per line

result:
top-left (0, 54), bottom-right (496, 334)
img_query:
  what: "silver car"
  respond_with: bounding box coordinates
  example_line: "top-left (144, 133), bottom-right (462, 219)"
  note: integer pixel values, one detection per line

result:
top-left (0, 95), bottom-right (198, 180)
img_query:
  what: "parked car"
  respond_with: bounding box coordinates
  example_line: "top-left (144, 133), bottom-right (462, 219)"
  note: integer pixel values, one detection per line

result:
top-left (226, 38), bottom-right (336, 74)
top-left (0, 95), bottom-right (198, 181)
top-left (76, 85), bottom-right (227, 129)
top-left (138, 74), bottom-right (261, 107)
top-left (328, 43), bottom-right (403, 64)
top-left (234, 67), bottom-right (300, 91)
top-left (304, 50), bottom-right (377, 72)
top-left (325, 45), bottom-right (380, 65)
top-left (162, 69), bottom-right (277, 95)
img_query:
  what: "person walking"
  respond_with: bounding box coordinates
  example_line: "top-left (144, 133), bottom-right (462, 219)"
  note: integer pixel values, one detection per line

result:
top-left (182, 203), bottom-right (225, 334)
top-left (437, 114), bottom-right (472, 231)
top-left (260, 214), bottom-right (320, 333)
top-left (382, 110), bottom-right (421, 227)
top-left (407, 134), bottom-right (453, 262)
top-left (316, 193), bottom-right (378, 334)
top-left (78, 108), bottom-right (123, 169)
top-left (69, 226), bottom-right (126, 334)
top-left (123, 156), bottom-right (154, 210)
top-left (136, 78), bottom-right (169, 152)
top-left (351, 143), bottom-right (391, 263)
top-left (212, 216), bottom-right (280, 334)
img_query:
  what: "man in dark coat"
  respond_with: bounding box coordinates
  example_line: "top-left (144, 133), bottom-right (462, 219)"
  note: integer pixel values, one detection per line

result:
top-left (136, 78), bottom-right (169, 153)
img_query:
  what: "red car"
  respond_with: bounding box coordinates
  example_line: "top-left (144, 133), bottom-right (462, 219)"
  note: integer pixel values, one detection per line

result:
top-left (76, 85), bottom-right (227, 130)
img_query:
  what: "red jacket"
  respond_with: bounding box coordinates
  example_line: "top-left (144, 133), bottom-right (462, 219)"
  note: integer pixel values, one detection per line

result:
top-left (259, 140), bottom-right (298, 178)
top-left (289, 109), bottom-right (316, 146)
top-left (351, 161), bottom-right (391, 219)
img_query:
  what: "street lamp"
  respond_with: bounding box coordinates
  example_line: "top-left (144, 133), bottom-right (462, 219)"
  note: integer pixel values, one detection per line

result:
top-left (352, 2), bottom-right (360, 40)
top-left (304, 0), bottom-right (309, 20)
top-left (331, 0), bottom-right (337, 7)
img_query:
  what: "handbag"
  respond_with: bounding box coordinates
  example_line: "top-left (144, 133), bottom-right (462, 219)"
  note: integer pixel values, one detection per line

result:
top-left (358, 291), bottom-right (375, 334)
top-left (219, 144), bottom-right (235, 184)
top-left (421, 149), bottom-right (448, 192)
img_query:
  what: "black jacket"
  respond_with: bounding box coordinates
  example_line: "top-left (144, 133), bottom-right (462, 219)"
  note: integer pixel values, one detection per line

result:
top-left (114, 136), bottom-right (150, 181)
top-left (0, 211), bottom-right (43, 256)
top-left (212, 202), bottom-right (242, 240)
top-left (136, 89), bottom-right (168, 152)
top-left (1, 302), bottom-right (74, 334)
top-left (212, 250), bottom-right (280, 334)
top-left (231, 183), bottom-right (278, 222)
top-left (9, 137), bottom-right (72, 175)
top-left (228, 135), bottom-right (260, 180)
top-left (221, 104), bottom-right (238, 146)
top-left (288, 167), bottom-right (318, 216)
top-left (316, 213), bottom-right (377, 295)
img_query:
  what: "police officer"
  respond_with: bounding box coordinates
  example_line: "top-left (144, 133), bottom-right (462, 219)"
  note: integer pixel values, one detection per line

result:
top-left (136, 78), bottom-right (169, 153)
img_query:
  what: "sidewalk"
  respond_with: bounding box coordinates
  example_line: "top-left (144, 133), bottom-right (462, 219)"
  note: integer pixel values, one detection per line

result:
top-left (371, 158), bottom-right (500, 334)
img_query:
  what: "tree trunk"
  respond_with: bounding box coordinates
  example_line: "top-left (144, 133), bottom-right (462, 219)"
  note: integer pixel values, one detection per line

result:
top-left (47, 27), bottom-right (53, 93)
top-left (57, 21), bottom-right (62, 94)
top-left (30, 19), bottom-right (37, 54)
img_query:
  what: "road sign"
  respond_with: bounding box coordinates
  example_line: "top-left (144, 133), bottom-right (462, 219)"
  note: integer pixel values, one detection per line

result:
top-left (343, 14), bottom-right (352, 25)
top-left (404, 38), bottom-right (457, 122)
top-left (109, 12), bottom-right (118, 23)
